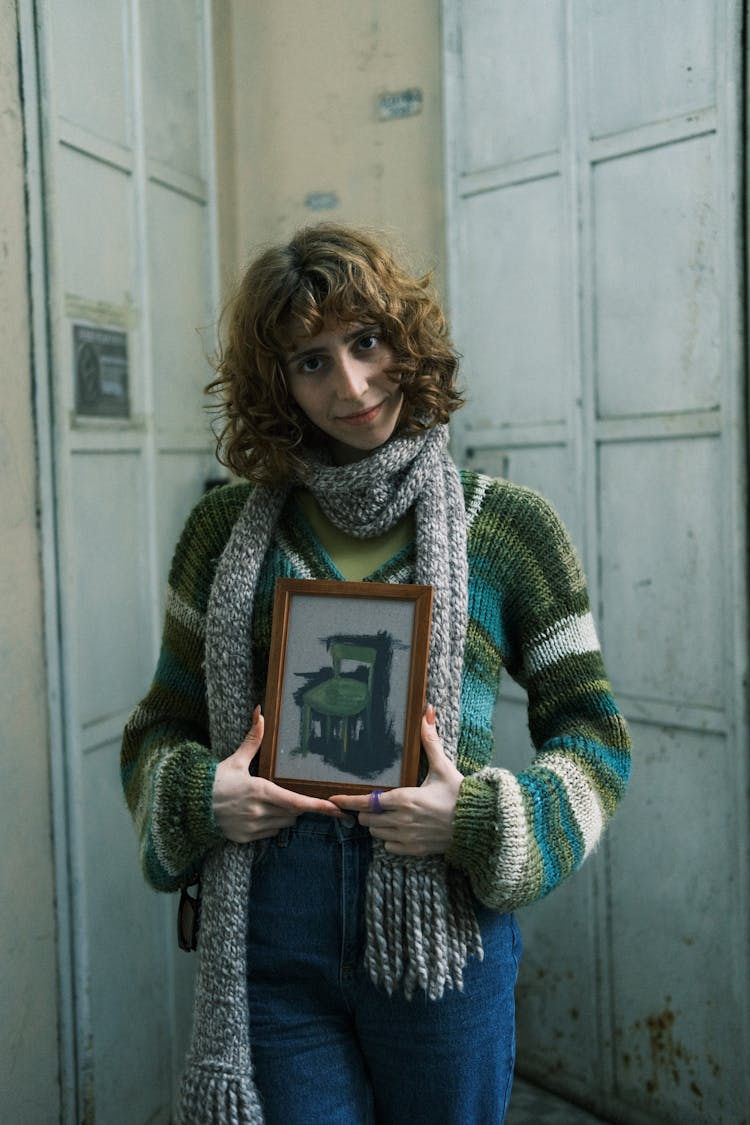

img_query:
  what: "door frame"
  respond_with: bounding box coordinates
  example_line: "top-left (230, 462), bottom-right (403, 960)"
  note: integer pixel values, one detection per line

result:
top-left (18, 2), bottom-right (77, 1118)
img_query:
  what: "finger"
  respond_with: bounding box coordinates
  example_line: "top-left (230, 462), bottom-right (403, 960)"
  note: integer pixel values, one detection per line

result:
top-left (328, 793), bottom-right (372, 811)
top-left (261, 783), bottom-right (346, 818)
top-left (329, 791), bottom-right (394, 813)
top-left (421, 706), bottom-right (449, 773)
top-left (234, 706), bottom-right (264, 766)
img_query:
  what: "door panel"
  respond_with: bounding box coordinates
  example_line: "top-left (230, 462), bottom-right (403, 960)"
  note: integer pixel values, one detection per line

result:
top-left (71, 452), bottom-right (151, 724)
top-left (594, 138), bottom-right (721, 417)
top-left (82, 741), bottom-right (172, 1124)
top-left (461, 180), bottom-right (568, 428)
top-left (35, 1), bottom-right (218, 1118)
top-left (461, 0), bottom-right (565, 170)
top-left (599, 438), bottom-right (724, 708)
top-left (443, 1), bottom-right (748, 1120)
top-left (148, 184), bottom-right (212, 434)
top-left (587, 1), bottom-right (716, 138)
top-left (53, 0), bottom-right (129, 145)
top-left (58, 150), bottom-right (133, 307)
top-left (608, 723), bottom-right (743, 1119)
top-left (513, 876), bottom-right (598, 1092)
top-left (141, 0), bottom-right (205, 178)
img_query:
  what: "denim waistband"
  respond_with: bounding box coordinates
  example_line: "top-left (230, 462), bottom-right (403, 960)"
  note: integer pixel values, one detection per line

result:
top-left (274, 812), bottom-right (370, 844)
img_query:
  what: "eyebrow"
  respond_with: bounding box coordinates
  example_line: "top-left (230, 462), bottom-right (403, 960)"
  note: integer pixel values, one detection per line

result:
top-left (285, 323), bottom-right (379, 364)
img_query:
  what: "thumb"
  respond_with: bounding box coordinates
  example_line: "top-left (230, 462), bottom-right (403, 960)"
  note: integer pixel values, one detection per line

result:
top-left (421, 704), bottom-right (449, 774)
top-left (234, 705), bottom-right (265, 766)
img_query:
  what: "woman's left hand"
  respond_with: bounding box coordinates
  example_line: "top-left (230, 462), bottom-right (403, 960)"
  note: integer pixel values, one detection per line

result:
top-left (328, 705), bottom-right (463, 856)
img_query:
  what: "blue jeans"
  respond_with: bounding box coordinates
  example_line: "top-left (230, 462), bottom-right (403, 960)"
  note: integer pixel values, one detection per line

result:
top-left (246, 814), bottom-right (522, 1124)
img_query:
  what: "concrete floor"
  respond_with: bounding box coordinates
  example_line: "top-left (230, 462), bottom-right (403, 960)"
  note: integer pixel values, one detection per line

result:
top-left (506, 1078), bottom-right (610, 1124)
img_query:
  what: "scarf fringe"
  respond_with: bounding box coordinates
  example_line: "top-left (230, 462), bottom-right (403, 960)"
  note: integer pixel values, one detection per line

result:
top-left (176, 844), bottom-right (265, 1123)
top-left (177, 1061), bottom-right (265, 1125)
top-left (364, 843), bottom-right (483, 1001)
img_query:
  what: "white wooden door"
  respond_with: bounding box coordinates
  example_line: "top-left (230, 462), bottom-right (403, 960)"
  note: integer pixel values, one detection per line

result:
top-left (26, 1), bottom-right (221, 1120)
top-left (443, 2), bottom-right (749, 1122)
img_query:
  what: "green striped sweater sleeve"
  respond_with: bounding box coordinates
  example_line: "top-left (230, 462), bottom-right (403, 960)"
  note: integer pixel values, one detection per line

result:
top-left (447, 477), bottom-right (631, 911)
top-left (120, 484), bottom-right (250, 891)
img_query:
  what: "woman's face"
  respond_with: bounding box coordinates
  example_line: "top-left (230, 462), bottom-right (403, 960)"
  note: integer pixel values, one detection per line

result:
top-left (283, 318), bottom-right (403, 464)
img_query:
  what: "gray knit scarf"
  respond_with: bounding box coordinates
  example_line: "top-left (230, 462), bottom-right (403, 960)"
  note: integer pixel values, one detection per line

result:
top-left (177, 425), bottom-right (482, 1125)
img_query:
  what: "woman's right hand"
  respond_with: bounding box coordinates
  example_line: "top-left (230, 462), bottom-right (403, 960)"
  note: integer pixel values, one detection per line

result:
top-left (212, 707), bottom-right (344, 843)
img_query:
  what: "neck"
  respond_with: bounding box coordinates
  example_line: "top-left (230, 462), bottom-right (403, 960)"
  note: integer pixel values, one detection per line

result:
top-left (329, 438), bottom-right (373, 465)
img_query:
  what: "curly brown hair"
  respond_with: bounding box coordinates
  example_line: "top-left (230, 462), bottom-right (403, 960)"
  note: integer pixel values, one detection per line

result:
top-left (207, 223), bottom-right (463, 483)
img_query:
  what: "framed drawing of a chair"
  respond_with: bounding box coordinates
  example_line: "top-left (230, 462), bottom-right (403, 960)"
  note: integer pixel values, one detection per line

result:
top-left (300, 643), bottom-right (377, 760)
top-left (259, 578), bottom-right (433, 798)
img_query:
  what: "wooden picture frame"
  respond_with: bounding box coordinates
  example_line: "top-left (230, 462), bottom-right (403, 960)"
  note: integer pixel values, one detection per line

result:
top-left (259, 578), bottom-right (433, 798)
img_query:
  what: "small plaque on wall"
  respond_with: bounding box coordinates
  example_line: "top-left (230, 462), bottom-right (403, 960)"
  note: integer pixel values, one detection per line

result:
top-left (377, 88), bottom-right (423, 121)
top-left (74, 324), bottom-right (130, 418)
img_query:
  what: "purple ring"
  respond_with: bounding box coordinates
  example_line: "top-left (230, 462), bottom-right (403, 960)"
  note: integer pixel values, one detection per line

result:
top-left (369, 789), bottom-right (385, 814)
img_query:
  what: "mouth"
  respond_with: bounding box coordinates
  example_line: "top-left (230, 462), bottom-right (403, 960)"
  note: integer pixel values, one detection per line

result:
top-left (336, 401), bottom-right (384, 426)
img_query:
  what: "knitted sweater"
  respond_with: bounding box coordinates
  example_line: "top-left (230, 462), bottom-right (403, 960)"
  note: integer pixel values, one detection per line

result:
top-left (121, 471), bottom-right (631, 912)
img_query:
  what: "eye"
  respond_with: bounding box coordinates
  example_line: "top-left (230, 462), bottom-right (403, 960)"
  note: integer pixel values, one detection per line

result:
top-left (357, 331), bottom-right (380, 352)
top-left (299, 354), bottom-right (325, 374)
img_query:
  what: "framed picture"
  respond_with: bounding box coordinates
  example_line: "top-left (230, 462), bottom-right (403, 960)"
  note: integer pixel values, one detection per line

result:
top-left (259, 578), bottom-right (433, 798)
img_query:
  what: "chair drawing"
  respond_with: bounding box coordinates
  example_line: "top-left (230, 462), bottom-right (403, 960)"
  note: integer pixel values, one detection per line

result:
top-left (300, 643), bottom-right (377, 760)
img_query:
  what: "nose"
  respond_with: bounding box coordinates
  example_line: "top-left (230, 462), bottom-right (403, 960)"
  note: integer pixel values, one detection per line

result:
top-left (332, 351), bottom-right (368, 399)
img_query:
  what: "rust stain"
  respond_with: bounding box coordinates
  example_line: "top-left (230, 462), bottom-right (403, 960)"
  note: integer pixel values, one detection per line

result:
top-left (635, 1005), bottom-right (711, 1105)
top-left (646, 1009), bottom-right (676, 1060)
top-left (622, 1007), bottom-right (735, 1113)
top-left (646, 1007), bottom-right (685, 1088)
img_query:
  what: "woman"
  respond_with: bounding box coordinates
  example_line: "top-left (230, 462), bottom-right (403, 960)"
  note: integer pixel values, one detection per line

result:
top-left (121, 224), bottom-right (631, 1125)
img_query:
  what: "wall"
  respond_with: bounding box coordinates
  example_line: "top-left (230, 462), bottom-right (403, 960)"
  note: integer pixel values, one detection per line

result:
top-left (0, 0), bottom-right (60, 1119)
top-left (219, 0), bottom-right (445, 286)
